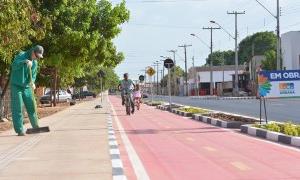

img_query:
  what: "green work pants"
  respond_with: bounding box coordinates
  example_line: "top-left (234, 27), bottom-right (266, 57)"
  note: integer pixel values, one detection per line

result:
top-left (11, 85), bottom-right (39, 133)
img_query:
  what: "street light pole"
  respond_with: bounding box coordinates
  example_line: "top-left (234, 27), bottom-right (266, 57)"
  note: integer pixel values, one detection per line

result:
top-left (203, 27), bottom-right (220, 96)
top-left (168, 50), bottom-right (177, 96)
top-left (192, 56), bottom-right (199, 96)
top-left (227, 11), bottom-right (245, 96)
top-left (153, 61), bottom-right (160, 95)
top-left (178, 44), bottom-right (192, 96)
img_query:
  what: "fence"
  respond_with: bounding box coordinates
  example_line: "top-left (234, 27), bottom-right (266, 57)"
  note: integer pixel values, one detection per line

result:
top-left (0, 88), bottom-right (11, 120)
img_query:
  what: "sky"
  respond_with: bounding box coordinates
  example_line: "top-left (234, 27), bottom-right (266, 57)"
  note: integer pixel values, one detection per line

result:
top-left (112, 0), bottom-right (300, 80)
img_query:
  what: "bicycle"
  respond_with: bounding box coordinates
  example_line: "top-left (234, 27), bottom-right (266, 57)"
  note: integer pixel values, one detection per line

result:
top-left (134, 97), bottom-right (140, 110)
top-left (124, 91), bottom-right (132, 115)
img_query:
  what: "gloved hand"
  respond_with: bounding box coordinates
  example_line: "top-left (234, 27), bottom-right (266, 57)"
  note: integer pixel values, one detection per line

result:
top-left (31, 83), bottom-right (36, 90)
top-left (26, 60), bottom-right (33, 68)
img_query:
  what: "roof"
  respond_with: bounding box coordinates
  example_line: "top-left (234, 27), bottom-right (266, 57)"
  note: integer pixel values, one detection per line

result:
top-left (189, 65), bottom-right (245, 73)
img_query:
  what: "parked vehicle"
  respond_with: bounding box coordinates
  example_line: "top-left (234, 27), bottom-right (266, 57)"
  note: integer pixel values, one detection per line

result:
top-left (40, 90), bottom-right (72, 104)
top-left (142, 93), bottom-right (149, 98)
top-left (72, 91), bottom-right (97, 99)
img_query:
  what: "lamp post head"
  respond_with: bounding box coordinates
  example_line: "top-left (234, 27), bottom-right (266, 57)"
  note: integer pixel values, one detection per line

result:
top-left (190, 33), bottom-right (196, 36)
top-left (210, 20), bottom-right (216, 24)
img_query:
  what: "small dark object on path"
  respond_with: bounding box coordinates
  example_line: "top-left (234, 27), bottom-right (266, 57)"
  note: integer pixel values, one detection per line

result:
top-left (26, 126), bottom-right (50, 134)
top-left (95, 105), bottom-right (102, 109)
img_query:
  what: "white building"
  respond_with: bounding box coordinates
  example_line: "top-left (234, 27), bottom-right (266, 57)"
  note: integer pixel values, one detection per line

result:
top-left (186, 65), bottom-right (245, 96)
top-left (281, 31), bottom-right (300, 70)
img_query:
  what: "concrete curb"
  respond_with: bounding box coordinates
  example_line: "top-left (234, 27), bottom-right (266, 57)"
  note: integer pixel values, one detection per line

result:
top-left (107, 115), bottom-right (127, 180)
top-left (171, 109), bottom-right (192, 117)
top-left (192, 114), bottom-right (242, 128)
top-left (190, 96), bottom-right (256, 100)
top-left (241, 124), bottom-right (300, 147)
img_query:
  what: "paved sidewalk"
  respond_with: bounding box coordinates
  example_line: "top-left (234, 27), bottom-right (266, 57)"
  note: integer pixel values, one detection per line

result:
top-left (0, 98), bottom-right (113, 180)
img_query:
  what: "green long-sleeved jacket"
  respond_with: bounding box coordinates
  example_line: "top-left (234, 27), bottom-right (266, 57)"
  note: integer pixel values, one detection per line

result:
top-left (10, 49), bottom-right (37, 87)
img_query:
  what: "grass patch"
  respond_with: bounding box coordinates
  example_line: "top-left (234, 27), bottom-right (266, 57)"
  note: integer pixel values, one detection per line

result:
top-left (146, 101), bottom-right (164, 106)
top-left (178, 107), bottom-right (209, 114)
top-left (254, 122), bottom-right (300, 137)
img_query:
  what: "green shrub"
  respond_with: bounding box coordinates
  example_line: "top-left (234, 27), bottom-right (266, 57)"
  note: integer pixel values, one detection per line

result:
top-left (296, 126), bottom-right (300, 135)
top-left (265, 123), bottom-right (281, 132)
top-left (253, 123), bottom-right (263, 128)
top-left (178, 107), bottom-right (208, 114)
top-left (283, 122), bottom-right (298, 136)
top-left (253, 122), bottom-right (300, 137)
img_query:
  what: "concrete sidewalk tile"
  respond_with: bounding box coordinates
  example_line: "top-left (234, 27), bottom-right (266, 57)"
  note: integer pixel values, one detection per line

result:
top-left (0, 97), bottom-right (113, 180)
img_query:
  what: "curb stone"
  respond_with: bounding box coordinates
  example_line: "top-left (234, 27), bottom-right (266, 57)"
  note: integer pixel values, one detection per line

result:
top-left (107, 115), bottom-right (127, 180)
top-left (190, 96), bottom-right (256, 100)
top-left (241, 124), bottom-right (300, 147)
top-left (192, 114), bottom-right (242, 128)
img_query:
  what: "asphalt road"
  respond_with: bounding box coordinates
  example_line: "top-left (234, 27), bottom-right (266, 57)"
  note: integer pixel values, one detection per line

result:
top-left (151, 96), bottom-right (300, 123)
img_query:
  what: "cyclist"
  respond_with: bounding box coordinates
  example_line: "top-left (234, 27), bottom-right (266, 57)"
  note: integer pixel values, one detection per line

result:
top-left (118, 73), bottom-right (135, 114)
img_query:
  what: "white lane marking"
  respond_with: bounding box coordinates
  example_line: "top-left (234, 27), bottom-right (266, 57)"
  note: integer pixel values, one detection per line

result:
top-left (109, 99), bottom-right (150, 180)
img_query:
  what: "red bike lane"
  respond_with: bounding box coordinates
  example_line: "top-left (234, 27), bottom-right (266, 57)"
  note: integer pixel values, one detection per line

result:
top-left (109, 96), bottom-right (300, 180)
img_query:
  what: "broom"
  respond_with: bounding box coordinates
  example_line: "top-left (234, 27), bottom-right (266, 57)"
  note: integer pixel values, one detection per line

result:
top-left (26, 62), bottom-right (50, 134)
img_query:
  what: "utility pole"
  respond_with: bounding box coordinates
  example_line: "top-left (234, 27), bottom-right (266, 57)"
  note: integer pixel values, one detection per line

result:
top-left (160, 70), bottom-right (163, 95)
top-left (161, 65), bottom-right (165, 95)
top-left (227, 11), bottom-right (245, 96)
top-left (203, 27), bottom-right (220, 96)
top-left (255, 0), bottom-right (281, 70)
top-left (178, 45), bottom-right (192, 96)
top-left (153, 61), bottom-right (160, 95)
top-left (192, 56), bottom-right (199, 96)
top-left (276, 0), bottom-right (281, 70)
top-left (168, 50), bottom-right (177, 96)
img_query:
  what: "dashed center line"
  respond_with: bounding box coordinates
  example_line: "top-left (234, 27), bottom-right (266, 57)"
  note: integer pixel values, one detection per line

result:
top-left (185, 137), bottom-right (195, 142)
top-left (231, 161), bottom-right (251, 171)
top-left (203, 146), bottom-right (217, 152)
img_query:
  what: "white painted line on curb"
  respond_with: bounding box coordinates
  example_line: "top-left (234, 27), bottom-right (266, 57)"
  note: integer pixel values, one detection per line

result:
top-left (109, 141), bottom-right (118, 146)
top-left (266, 131), bottom-right (279, 142)
top-left (113, 175), bottom-right (127, 180)
top-left (248, 127), bottom-right (257, 136)
top-left (112, 159), bottom-right (124, 168)
top-left (291, 137), bottom-right (300, 147)
top-left (110, 149), bottom-right (120, 155)
top-left (109, 99), bottom-right (150, 180)
top-left (202, 117), bottom-right (207, 123)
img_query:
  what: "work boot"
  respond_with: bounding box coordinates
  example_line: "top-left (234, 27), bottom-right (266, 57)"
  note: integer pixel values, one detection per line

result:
top-left (18, 132), bottom-right (25, 136)
top-left (131, 109), bottom-right (135, 114)
top-left (122, 101), bottom-right (125, 106)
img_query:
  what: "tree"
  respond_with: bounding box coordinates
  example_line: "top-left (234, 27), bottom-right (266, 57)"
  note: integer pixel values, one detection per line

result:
top-left (33, 0), bottom-right (129, 85)
top-left (206, 50), bottom-right (235, 66)
top-left (0, 0), bottom-right (47, 120)
top-left (160, 66), bottom-right (184, 95)
top-left (262, 50), bottom-right (276, 70)
top-left (238, 31), bottom-right (276, 64)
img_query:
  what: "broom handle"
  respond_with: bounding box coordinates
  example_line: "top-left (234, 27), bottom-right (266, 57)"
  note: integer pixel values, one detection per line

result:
top-left (28, 62), bottom-right (38, 120)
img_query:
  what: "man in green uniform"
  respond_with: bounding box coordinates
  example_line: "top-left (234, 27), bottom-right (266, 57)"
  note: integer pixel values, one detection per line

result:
top-left (10, 45), bottom-right (44, 136)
